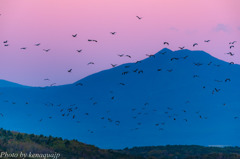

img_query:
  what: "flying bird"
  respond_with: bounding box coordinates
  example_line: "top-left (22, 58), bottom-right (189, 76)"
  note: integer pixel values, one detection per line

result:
top-left (88, 39), bottom-right (98, 42)
top-left (35, 43), bottom-right (40, 46)
top-left (204, 40), bottom-right (210, 42)
top-left (136, 16), bottom-right (142, 20)
top-left (171, 57), bottom-right (179, 61)
top-left (87, 62), bottom-right (94, 65)
top-left (68, 69), bottom-right (72, 72)
top-left (21, 47), bottom-right (27, 50)
top-left (225, 78), bottom-right (231, 82)
top-left (50, 83), bottom-right (56, 86)
top-left (3, 40), bottom-right (8, 43)
top-left (125, 55), bottom-right (131, 58)
top-left (111, 64), bottom-right (117, 67)
top-left (226, 52), bottom-right (234, 56)
top-left (193, 43), bottom-right (198, 47)
top-left (146, 54), bottom-right (155, 58)
top-left (118, 54), bottom-right (124, 57)
top-left (215, 88), bottom-right (220, 92)
top-left (230, 45), bottom-right (234, 49)
top-left (163, 42), bottom-right (169, 45)
top-left (229, 41), bottom-right (237, 44)
top-left (76, 83), bottom-right (83, 86)
top-left (110, 32), bottom-right (116, 35)
top-left (72, 34), bottom-right (77, 37)
top-left (179, 46), bottom-right (185, 50)
top-left (76, 49), bottom-right (82, 53)
top-left (43, 49), bottom-right (50, 52)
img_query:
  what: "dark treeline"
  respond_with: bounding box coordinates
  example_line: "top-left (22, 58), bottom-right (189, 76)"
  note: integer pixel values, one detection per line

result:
top-left (0, 128), bottom-right (240, 159)
top-left (119, 145), bottom-right (240, 159)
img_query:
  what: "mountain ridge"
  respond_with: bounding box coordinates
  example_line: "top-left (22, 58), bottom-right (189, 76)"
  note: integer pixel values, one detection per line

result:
top-left (0, 48), bottom-right (239, 149)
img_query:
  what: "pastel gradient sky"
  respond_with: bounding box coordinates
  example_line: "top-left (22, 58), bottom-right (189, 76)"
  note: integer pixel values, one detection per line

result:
top-left (0, 0), bottom-right (240, 86)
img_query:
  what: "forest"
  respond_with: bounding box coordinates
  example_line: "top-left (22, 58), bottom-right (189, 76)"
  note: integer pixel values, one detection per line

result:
top-left (0, 128), bottom-right (240, 159)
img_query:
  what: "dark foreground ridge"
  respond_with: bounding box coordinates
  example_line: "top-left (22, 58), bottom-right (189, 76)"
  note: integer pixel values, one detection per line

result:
top-left (0, 128), bottom-right (240, 159)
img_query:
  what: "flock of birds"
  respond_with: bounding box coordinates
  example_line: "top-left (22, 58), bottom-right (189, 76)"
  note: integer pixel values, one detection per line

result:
top-left (1, 14), bottom-right (239, 135)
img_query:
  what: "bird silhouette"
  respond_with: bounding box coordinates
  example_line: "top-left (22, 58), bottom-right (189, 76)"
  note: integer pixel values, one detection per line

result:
top-left (21, 47), bottom-right (27, 50)
top-left (87, 62), bottom-right (94, 65)
top-left (68, 69), bottom-right (72, 72)
top-left (118, 54), bottom-right (124, 57)
top-left (76, 83), bottom-right (83, 86)
top-left (88, 39), bottom-right (97, 42)
top-left (35, 43), bottom-right (41, 46)
top-left (136, 16), bottom-right (142, 20)
top-left (110, 32), bottom-right (116, 35)
top-left (111, 64), bottom-right (117, 67)
top-left (226, 52), bottom-right (234, 56)
top-left (179, 46), bottom-right (185, 50)
top-left (230, 45), bottom-right (234, 49)
top-left (229, 41), bottom-right (237, 44)
top-left (225, 78), bottom-right (231, 82)
top-left (72, 34), bottom-right (77, 37)
top-left (50, 83), bottom-right (56, 86)
top-left (146, 54), bottom-right (155, 58)
top-left (133, 69), bottom-right (138, 72)
top-left (76, 50), bottom-right (82, 53)
top-left (194, 63), bottom-right (202, 66)
top-left (193, 43), bottom-right (198, 47)
top-left (3, 40), bottom-right (8, 43)
top-left (43, 49), bottom-right (50, 52)
top-left (208, 62), bottom-right (212, 65)
top-left (204, 40), bottom-right (210, 42)
top-left (215, 88), bottom-right (220, 92)
top-left (125, 55), bottom-right (131, 58)
top-left (171, 57), bottom-right (179, 61)
top-left (163, 42), bottom-right (169, 45)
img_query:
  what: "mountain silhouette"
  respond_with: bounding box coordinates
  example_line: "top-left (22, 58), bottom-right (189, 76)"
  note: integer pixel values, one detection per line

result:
top-left (0, 48), bottom-right (239, 149)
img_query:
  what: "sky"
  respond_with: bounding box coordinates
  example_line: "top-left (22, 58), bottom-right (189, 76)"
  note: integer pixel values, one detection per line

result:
top-left (0, 0), bottom-right (240, 86)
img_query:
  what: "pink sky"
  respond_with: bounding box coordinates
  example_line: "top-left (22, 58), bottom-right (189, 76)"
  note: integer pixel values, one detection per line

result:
top-left (0, 0), bottom-right (240, 86)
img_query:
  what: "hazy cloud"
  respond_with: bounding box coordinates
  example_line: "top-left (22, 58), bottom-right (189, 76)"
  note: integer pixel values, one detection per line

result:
top-left (213, 24), bottom-right (230, 32)
top-left (169, 27), bottom-right (179, 32)
top-left (185, 29), bottom-right (197, 35)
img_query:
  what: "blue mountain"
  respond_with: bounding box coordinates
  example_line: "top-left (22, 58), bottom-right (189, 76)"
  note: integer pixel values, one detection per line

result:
top-left (0, 48), bottom-right (239, 149)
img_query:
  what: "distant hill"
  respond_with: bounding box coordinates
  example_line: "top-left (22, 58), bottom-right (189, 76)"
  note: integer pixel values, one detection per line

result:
top-left (0, 79), bottom-right (25, 87)
top-left (0, 48), bottom-right (239, 149)
top-left (0, 128), bottom-right (240, 159)
top-left (118, 145), bottom-right (240, 159)
top-left (0, 128), bottom-right (142, 159)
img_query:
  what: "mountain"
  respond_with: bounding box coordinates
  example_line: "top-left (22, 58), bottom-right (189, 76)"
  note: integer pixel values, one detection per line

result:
top-left (0, 48), bottom-right (240, 149)
top-left (0, 79), bottom-right (25, 87)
